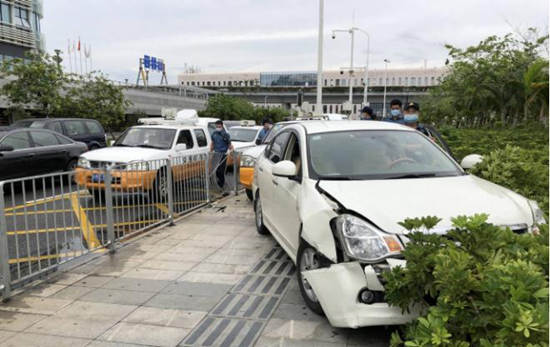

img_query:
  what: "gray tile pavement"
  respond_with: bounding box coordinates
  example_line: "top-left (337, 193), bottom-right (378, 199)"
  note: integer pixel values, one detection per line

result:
top-left (0, 195), bottom-right (391, 346)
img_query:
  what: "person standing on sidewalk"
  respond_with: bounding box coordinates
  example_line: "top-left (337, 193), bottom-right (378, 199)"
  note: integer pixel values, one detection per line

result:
top-left (210, 120), bottom-right (233, 193)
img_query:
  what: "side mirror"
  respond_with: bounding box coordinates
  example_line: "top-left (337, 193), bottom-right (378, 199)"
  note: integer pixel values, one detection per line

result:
top-left (460, 154), bottom-right (483, 170)
top-left (272, 160), bottom-right (297, 178)
top-left (175, 143), bottom-right (187, 152)
top-left (0, 144), bottom-right (14, 152)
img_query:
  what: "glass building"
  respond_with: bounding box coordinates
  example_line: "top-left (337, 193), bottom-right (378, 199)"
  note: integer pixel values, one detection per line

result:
top-left (0, 0), bottom-right (43, 62)
top-left (260, 71), bottom-right (317, 87)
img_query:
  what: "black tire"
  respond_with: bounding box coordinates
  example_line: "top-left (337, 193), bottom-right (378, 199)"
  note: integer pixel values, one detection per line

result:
top-left (254, 193), bottom-right (269, 235)
top-left (150, 169), bottom-right (168, 202)
top-left (89, 144), bottom-right (99, 151)
top-left (91, 189), bottom-right (105, 203)
top-left (296, 241), bottom-right (325, 315)
top-left (246, 189), bottom-right (253, 201)
top-left (65, 159), bottom-right (78, 172)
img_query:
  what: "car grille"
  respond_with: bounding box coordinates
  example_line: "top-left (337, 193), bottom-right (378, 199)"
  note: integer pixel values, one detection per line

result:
top-left (89, 161), bottom-right (124, 169)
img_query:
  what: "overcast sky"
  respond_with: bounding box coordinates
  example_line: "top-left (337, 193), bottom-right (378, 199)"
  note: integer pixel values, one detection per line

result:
top-left (42, 0), bottom-right (548, 84)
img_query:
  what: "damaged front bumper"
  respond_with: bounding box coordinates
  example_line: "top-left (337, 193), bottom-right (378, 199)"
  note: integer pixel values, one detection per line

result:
top-left (303, 261), bottom-right (420, 328)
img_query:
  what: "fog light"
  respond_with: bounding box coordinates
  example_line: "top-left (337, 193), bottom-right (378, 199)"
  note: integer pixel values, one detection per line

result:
top-left (359, 289), bottom-right (375, 304)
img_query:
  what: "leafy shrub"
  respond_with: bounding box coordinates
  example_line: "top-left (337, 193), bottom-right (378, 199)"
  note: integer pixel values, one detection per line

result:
top-left (384, 215), bottom-right (549, 347)
top-left (470, 145), bottom-right (548, 215)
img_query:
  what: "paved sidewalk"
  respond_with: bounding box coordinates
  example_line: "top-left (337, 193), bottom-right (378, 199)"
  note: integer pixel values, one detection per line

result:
top-left (0, 194), bottom-right (391, 346)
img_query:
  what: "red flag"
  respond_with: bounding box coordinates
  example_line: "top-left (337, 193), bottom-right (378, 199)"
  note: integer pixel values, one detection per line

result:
top-left (77, 38), bottom-right (81, 51)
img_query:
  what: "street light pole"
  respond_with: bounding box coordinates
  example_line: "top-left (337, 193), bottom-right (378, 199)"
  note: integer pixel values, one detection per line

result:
top-left (352, 28), bottom-right (370, 106)
top-left (315, 0), bottom-right (324, 115)
top-left (382, 59), bottom-right (390, 118)
top-left (348, 28), bottom-right (355, 105)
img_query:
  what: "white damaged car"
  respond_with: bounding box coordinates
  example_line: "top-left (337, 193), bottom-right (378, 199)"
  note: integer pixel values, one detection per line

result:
top-left (252, 120), bottom-right (545, 328)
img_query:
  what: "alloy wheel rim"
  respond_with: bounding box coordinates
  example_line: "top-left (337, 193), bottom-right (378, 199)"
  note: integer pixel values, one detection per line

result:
top-left (300, 247), bottom-right (319, 302)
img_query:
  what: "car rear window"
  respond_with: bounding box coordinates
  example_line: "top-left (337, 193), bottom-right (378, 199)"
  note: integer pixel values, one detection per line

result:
top-left (85, 120), bottom-right (103, 134)
top-left (1, 132), bottom-right (31, 150)
top-left (64, 121), bottom-right (88, 136)
top-left (29, 120), bottom-right (48, 129)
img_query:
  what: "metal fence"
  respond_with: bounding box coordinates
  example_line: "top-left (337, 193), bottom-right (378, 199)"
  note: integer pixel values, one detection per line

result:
top-left (0, 149), bottom-right (252, 299)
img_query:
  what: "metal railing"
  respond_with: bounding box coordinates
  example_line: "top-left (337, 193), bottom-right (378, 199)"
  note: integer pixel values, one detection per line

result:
top-left (0, 151), bottom-right (240, 299)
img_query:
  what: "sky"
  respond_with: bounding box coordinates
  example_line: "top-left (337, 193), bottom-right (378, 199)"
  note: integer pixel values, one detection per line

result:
top-left (42, 0), bottom-right (548, 84)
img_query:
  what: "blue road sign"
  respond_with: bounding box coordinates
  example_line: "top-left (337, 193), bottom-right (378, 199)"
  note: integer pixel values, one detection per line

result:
top-left (151, 57), bottom-right (157, 70)
top-left (143, 55), bottom-right (151, 69)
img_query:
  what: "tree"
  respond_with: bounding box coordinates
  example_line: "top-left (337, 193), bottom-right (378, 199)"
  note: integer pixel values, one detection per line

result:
top-left (422, 28), bottom-right (549, 128)
top-left (199, 94), bottom-right (290, 123)
top-left (0, 52), bottom-right (131, 133)
top-left (62, 73), bottom-right (131, 134)
top-left (0, 52), bottom-right (66, 119)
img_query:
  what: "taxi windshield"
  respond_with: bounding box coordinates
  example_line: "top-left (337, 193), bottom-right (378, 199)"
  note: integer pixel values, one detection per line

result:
top-left (229, 128), bottom-right (258, 142)
top-left (115, 128), bottom-right (176, 150)
top-left (308, 130), bottom-right (463, 180)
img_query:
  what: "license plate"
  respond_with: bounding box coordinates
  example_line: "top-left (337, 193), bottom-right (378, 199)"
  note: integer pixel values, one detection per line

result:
top-left (92, 174), bottom-right (104, 183)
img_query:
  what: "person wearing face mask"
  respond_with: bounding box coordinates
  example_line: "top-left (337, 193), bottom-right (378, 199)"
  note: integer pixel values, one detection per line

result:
top-left (403, 102), bottom-right (431, 137)
top-left (360, 106), bottom-right (377, 120)
top-left (210, 120), bottom-right (233, 193)
top-left (384, 99), bottom-right (404, 124)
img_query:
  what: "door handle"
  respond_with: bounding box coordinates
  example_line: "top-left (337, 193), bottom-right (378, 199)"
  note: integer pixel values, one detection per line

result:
top-left (271, 179), bottom-right (278, 186)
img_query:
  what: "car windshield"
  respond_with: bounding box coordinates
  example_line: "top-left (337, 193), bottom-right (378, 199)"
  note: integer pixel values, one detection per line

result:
top-left (114, 128), bottom-right (176, 150)
top-left (229, 128), bottom-right (258, 142)
top-left (263, 123), bottom-right (285, 144)
top-left (308, 130), bottom-right (463, 180)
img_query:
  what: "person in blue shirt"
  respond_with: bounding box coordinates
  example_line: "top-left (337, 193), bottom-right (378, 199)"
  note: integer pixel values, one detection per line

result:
top-left (256, 118), bottom-right (273, 144)
top-left (384, 99), bottom-right (405, 124)
top-left (210, 120), bottom-right (233, 191)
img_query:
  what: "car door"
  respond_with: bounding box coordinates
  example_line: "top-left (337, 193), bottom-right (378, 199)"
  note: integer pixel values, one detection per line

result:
top-left (0, 130), bottom-right (37, 179)
top-left (271, 131), bottom-right (303, 255)
top-left (29, 130), bottom-right (66, 173)
top-left (256, 131), bottom-right (291, 231)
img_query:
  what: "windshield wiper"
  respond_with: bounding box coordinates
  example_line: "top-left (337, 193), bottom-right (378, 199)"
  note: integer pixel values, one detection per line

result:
top-left (385, 173), bottom-right (438, 179)
top-left (317, 175), bottom-right (355, 181)
top-left (135, 144), bottom-right (164, 149)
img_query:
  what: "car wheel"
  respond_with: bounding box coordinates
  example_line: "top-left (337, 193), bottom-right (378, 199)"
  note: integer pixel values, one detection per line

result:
top-left (150, 169), bottom-right (168, 202)
top-left (89, 144), bottom-right (99, 151)
top-left (65, 159), bottom-right (78, 172)
top-left (296, 241), bottom-right (325, 315)
top-left (254, 193), bottom-right (269, 235)
top-left (246, 189), bottom-right (253, 201)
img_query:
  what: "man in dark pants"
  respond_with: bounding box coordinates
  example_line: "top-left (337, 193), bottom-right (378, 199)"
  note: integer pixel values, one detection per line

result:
top-left (210, 120), bottom-right (233, 193)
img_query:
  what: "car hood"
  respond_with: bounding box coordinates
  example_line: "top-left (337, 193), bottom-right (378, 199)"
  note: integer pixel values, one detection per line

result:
top-left (318, 175), bottom-right (533, 234)
top-left (233, 141), bottom-right (256, 150)
top-left (80, 147), bottom-right (166, 163)
top-left (241, 145), bottom-right (266, 158)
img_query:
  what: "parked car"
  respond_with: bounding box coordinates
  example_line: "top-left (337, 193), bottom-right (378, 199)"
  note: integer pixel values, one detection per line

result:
top-left (252, 120), bottom-right (545, 328)
top-left (75, 124), bottom-right (211, 200)
top-left (0, 128), bottom-right (88, 180)
top-left (12, 118), bottom-right (107, 150)
top-left (228, 125), bottom-right (263, 149)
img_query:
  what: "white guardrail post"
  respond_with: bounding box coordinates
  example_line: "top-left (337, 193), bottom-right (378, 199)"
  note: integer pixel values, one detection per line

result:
top-left (104, 167), bottom-right (116, 254)
top-left (166, 157), bottom-right (175, 226)
top-left (233, 150), bottom-right (238, 196)
top-left (0, 182), bottom-right (11, 299)
top-left (205, 153), bottom-right (210, 203)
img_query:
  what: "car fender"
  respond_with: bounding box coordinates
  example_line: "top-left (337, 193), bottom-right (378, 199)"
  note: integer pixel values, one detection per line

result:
top-left (299, 179), bottom-right (339, 263)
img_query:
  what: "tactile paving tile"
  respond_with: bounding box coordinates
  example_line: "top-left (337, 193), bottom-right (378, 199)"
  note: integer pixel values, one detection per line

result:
top-left (180, 247), bottom-right (295, 346)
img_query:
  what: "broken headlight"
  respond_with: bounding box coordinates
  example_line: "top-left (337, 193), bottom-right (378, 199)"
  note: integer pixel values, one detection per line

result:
top-left (333, 214), bottom-right (403, 263)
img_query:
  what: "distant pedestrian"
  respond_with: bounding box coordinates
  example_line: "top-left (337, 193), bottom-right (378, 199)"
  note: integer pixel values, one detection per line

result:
top-left (360, 106), bottom-right (376, 120)
top-left (384, 99), bottom-right (404, 124)
top-left (403, 102), bottom-right (431, 137)
top-left (210, 120), bottom-right (233, 192)
top-left (256, 118), bottom-right (273, 144)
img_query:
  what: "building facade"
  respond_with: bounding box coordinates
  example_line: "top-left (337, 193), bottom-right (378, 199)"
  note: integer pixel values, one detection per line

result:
top-left (178, 67), bottom-right (447, 88)
top-left (0, 0), bottom-right (43, 62)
